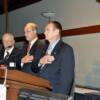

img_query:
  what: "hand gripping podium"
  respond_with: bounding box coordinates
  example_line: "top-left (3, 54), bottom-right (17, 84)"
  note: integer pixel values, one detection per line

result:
top-left (0, 68), bottom-right (51, 100)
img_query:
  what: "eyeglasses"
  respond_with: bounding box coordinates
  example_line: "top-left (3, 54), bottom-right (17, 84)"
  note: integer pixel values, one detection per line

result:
top-left (24, 30), bottom-right (36, 34)
top-left (24, 30), bottom-right (33, 33)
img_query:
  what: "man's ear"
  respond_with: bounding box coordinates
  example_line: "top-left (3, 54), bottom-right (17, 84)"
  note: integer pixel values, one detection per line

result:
top-left (55, 29), bottom-right (59, 34)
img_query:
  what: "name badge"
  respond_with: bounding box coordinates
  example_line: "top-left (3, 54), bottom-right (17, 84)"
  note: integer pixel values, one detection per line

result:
top-left (9, 62), bottom-right (16, 68)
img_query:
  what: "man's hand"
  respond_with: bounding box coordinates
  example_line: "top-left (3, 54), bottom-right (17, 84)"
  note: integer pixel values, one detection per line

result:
top-left (39, 54), bottom-right (55, 65)
top-left (21, 55), bottom-right (34, 63)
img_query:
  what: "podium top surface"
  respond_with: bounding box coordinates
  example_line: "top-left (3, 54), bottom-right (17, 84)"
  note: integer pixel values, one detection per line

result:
top-left (0, 69), bottom-right (51, 89)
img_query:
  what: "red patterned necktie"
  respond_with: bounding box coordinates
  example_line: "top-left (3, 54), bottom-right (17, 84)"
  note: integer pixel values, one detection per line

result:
top-left (27, 43), bottom-right (31, 53)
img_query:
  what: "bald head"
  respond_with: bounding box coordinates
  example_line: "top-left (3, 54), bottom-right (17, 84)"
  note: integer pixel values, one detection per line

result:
top-left (2, 33), bottom-right (15, 49)
top-left (25, 23), bottom-right (38, 31)
top-left (24, 23), bottom-right (38, 42)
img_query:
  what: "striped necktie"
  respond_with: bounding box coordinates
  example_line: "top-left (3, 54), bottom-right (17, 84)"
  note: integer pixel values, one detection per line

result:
top-left (4, 51), bottom-right (9, 60)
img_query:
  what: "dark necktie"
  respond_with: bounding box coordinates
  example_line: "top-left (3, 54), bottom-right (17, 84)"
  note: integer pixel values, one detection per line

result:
top-left (4, 51), bottom-right (9, 60)
top-left (27, 43), bottom-right (31, 54)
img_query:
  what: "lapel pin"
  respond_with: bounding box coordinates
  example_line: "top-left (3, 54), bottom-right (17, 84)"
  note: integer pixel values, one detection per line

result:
top-left (54, 52), bottom-right (56, 55)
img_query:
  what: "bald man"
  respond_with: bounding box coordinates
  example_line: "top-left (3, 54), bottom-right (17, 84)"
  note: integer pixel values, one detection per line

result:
top-left (21, 23), bottom-right (45, 74)
top-left (0, 33), bottom-right (22, 70)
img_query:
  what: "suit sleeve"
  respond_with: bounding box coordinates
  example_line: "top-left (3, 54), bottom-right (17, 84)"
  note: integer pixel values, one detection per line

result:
top-left (58, 46), bottom-right (75, 95)
top-left (31, 45), bottom-right (44, 73)
top-left (0, 49), bottom-right (3, 60)
top-left (16, 50), bottom-right (23, 70)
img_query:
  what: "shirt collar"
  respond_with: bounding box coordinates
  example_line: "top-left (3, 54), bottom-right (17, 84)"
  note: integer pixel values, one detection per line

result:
top-left (30, 37), bottom-right (38, 47)
top-left (49, 38), bottom-right (60, 49)
top-left (46, 39), bottom-right (60, 54)
top-left (5, 46), bottom-right (14, 54)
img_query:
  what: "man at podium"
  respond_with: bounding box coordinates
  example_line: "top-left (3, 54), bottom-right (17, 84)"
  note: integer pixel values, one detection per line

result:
top-left (0, 33), bottom-right (22, 70)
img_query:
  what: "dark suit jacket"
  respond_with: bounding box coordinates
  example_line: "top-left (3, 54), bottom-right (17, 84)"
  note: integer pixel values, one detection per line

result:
top-left (38, 40), bottom-right (75, 95)
top-left (21, 40), bottom-right (45, 74)
top-left (0, 47), bottom-right (22, 70)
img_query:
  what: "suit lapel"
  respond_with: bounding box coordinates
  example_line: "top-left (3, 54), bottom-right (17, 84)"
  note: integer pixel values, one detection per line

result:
top-left (51, 40), bottom-right (63, 57)
top-left (29, 40), bottom-right (39, 55)
top-left (8, 47), bottom-right (15, 59)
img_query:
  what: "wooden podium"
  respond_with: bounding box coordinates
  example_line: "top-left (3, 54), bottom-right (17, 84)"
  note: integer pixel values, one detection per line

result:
top-left (0, 69), bottom-right (51, 100)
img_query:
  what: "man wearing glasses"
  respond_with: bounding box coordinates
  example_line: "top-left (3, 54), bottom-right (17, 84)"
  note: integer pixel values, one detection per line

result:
top-left (21, 23), bottom-right (45, 74)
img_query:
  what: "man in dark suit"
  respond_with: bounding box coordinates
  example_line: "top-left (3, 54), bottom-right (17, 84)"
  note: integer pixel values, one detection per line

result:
top-left (21, 23), bottom-right (44, 74)
top-left (0, 33), bottom-right (22, 70)
top-left (38, 21), bottom-right (75, 95)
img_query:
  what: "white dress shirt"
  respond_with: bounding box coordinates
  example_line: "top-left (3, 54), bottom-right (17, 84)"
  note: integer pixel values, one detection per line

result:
top-left (27, 37), bottom-right (38, 55)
